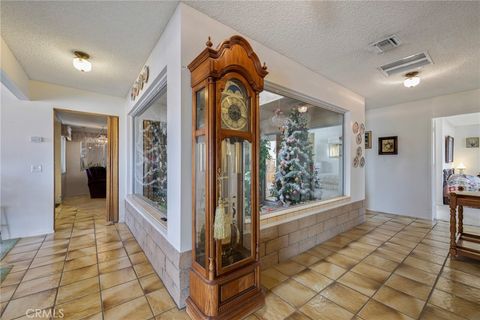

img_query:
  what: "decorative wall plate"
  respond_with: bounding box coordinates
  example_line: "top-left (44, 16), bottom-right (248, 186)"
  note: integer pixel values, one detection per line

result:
top-left (360, 123), bottom-right (365, 135)
top-left (356, 133), bottom-right (362, 145)
top-left (353, 156), bottom-right (359, 168)
top-left (356, 146), bottom-right (362, 157)
top-left (360, 157), bottom-right (365, 167)
top-left (140, 66), bottom-right (149, 86)
top-left (131, 65), bottom-right (150, 101)
top-left (352, 122), bottom-right (359, 134)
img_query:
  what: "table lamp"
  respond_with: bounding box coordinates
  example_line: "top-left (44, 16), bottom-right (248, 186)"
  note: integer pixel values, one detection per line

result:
top-left (457, 162), bottom-right (466, 174)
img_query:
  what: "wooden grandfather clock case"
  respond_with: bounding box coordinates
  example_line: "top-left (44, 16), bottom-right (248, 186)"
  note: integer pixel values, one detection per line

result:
top-left (186, 35), bottom-right (268, 320)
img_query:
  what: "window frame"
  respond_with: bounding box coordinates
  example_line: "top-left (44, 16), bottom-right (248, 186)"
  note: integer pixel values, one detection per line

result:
top-left (129, 68), bottom-right (168, 220)
top-left (260, 81), bottom-right (347, 217)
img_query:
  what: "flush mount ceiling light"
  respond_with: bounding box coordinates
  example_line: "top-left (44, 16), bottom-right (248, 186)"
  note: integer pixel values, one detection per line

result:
top-left (72, 51), bottom-right (92, 72)
top-left (403, 71), bottom-right (420, 88)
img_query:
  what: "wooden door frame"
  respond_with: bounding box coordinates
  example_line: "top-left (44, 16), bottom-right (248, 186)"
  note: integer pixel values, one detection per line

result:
top-left (106, 116), bottom-right (119, 222)
top-left (53, 108), bottom-right (120, 229)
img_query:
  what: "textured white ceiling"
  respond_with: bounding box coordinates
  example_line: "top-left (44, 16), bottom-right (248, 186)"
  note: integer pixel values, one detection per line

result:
top-left (2, 1), bottom-right (479, 108)
top-left (186, 1), bottom-right (480, 109)
top-left (56, 110), bottom-right (107, 129)
top-left (0, 1), bottom-right (178, 97)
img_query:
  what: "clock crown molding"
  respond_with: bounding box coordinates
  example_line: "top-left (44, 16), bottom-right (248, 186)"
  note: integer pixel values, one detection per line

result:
top-left (188, 35), bottom-right (268, 90)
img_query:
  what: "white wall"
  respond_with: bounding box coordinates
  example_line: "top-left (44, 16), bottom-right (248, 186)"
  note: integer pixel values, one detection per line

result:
top-left (125, 7), bottom-right (182, 251)
top-left (366, 89), bottom-right (480, 220)
top-left (1, 81), bottom-right (125, 239)
top-left (65, 141), bottom-right (89, 197)
top-left (455, 124), bottom-right (480, 175)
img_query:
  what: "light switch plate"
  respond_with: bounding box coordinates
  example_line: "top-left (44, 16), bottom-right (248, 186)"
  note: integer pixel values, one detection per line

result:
top-left (31, 165), bottom-right (42, 173)
top-left (30, 136), bottom-right (44, 143)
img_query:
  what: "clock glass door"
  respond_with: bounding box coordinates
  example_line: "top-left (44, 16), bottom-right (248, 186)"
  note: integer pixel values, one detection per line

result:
top-left (216, 137), bottom-right (253, 271)
top-left (194, 86), bottom-right (207, 270)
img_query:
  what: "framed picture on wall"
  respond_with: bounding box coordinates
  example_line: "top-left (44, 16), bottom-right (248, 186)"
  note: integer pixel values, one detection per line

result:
top-left (466, 137), bottom-right (479, 148)
top-left (378, 136), bottom-right (398, 155)
top-left (445, 136), bottom-right (454, 163)
top-left (365, 131), bottom-right (372, 149)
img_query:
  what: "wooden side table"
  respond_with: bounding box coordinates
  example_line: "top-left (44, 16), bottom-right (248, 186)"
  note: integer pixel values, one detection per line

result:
top-left (449, 191), bottom-right (480, 260)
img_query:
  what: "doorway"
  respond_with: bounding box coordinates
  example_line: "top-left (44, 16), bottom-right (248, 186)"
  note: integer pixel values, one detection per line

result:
top-left (432, 112), bottom-right (480, 226)
top-left (53, 109), bottom-right (119, 229)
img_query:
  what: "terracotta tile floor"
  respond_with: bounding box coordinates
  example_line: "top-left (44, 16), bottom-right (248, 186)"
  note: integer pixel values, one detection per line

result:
top-left (1, 197), bottom-right (480, 320)
top-left (254, 212), bottom-right (480, 320)
top-left (0, 196), bottom-right (189, 320)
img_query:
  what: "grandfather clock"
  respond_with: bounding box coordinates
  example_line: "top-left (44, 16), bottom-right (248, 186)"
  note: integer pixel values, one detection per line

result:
top-left (187, 35), bottom-right (268, 320)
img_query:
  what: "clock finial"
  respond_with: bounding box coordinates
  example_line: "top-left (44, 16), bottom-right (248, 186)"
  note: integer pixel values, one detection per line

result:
top-left (206, 36), bottom-right (213, 48)
top-left (262, 62), bottom-right (267, 71)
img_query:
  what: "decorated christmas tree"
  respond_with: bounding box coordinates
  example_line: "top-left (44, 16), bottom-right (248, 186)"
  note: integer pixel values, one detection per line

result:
top-left (136, 120), bottom-right (167, 210)
top-left (272, 108), bottom-right (314, 205)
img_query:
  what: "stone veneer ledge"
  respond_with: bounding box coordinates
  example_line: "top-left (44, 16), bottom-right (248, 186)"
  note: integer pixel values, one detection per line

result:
top-left (125, 200), bottom-right (191, 308)
top-left (259, 200), bottom-right (366, 269)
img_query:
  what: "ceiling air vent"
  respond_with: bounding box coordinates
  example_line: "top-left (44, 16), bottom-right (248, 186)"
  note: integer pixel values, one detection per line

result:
top-left (370, 35), bottom-right (401, 54)
top-left (379, 52), bottom-right (433, 77)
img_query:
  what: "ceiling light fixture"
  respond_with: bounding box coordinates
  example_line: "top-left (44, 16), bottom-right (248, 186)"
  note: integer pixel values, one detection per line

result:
top-left (72, 51), bottom-right (92, 72)
top-left (298, 104), bottom-right (308, 113)
top-left (403, 71), bottom-right (420, 88)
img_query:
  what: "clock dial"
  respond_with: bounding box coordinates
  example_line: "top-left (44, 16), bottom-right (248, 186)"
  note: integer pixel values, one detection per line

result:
top-left (221, 79), bottom-right (249, 131)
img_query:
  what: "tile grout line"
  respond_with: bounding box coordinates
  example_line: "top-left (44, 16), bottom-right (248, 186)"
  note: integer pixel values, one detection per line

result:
top-left (267, 212), bottom-right (410, 318)
top-left (51, 206), bottom-right (76, 315)
top-left (55, 202), bottom-right (103, 318)
top-left (269, 212), bottom-right (439, 319)
top-left (1, 232), bottom-right (48, 318)
top-left (115, 222), bottom-right (159, 318)
top-left (93, 204), bottom-right (106, 320)
top-left (346, 215), bottom-right (416, 318)
top-left (330, 214), bottom-right (422, 319)
top-left (352, 216), bottom-right (438, 319)
top-left (264, 213), bottom-right (387, 317)
top-left (3, 209), bottom-right (477, 320)
top-left (416, 228), bottom-right (468, 320)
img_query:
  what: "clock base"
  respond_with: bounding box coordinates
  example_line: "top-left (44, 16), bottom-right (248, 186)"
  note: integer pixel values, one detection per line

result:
top-left (186, 264), bottom-right (265, 320)
top-left (186, 290), bottom-right (264, 320)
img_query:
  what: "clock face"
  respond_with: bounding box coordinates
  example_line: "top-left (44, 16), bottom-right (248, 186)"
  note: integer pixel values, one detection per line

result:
top-left (221, 80), bottom-right (249, 131)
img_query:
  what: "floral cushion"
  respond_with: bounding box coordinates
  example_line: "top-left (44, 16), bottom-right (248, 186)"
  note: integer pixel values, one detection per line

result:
top-left (447, 174), bottom-right (480, 193)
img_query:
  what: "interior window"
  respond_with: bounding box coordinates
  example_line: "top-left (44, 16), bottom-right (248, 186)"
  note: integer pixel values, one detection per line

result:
top-left (259, 90), bottom-right (344, 214)
top-left (133, 87), bottom-right (168, 214)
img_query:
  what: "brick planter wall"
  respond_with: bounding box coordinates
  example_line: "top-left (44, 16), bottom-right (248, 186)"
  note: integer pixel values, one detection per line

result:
top-left (125, 200), bottom-right (191, 308)
top-left (259, 200), bottom-right (366, 269)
